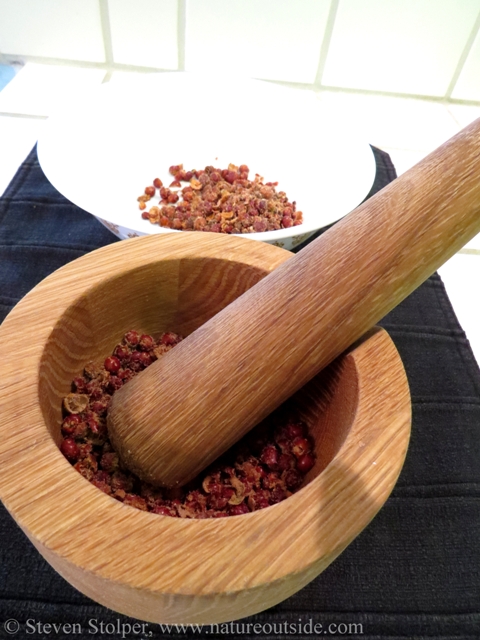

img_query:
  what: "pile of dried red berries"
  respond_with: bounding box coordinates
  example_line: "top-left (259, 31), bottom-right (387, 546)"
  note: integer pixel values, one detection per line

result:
top-left (60, 330), bottom-right (315, 518)
top-left (137, 163), bottom-right (303, 234)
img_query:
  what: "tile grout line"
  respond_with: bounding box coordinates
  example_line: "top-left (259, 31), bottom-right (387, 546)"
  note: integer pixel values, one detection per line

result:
top-left (458, 248), bottom-right (480, 256)
top-left (445, 6), bottom-right (480, 100)
top-left (177, 0), bottom-right (187, 71)
top-left (0, 53), bottom-right (175, 75)
top-left (1, 52), bottom-right (480, 108)
top-left (265, 77), bottom-right (480, 107)
top-left (98, 0), bottom-right (115, 82)
top-left (313, 0), bottom-right (339, 88)
top-left (0, 112), bottom-right (47, 120)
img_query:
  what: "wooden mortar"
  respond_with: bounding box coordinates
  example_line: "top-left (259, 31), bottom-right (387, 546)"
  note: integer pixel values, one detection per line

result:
top-left (0, 233), bottom-right (410, 623)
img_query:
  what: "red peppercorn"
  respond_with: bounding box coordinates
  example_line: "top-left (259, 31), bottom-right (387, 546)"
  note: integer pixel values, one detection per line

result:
top-left (160, 332), bottom-right (179, 346)
top-left (124, 330), bottom-right (140, 346)
top-left (105, 375), bottom-right (123, 394)
top-left (94, 470), bottom-right (111, 485)
top-left (283, 468), bottom-right (303, 490)
top-left (129, 351), bottom-right (151, 370)
top-left (86, 380), bottom-right (103, 400)
top-left (92, 479), bottom-right (112, 495)
top-left (100, 452), bottom-right (119, 473)
top-left (74, 460), bottom-right (95, 481)
top-left (104, 355), bottom-right (121, 374)
top-left (278, 453), bottom-right (295, 471)
top-left (285, 422), bottom-right (305, 439)
top-left (153, 177), bottom-right (163, 189)
top-left (89, 403), bottom-right (104, 416)
top-left (113, 345), bottom-right (130, 361)
top-left (260, 444), bottom-right (279, 469)
top-left (111, 471), bottom-right (134, 493)
top-left (61, 414), bottom-right (82, 436)
top-left (270, 486), bottom-right (287, 504)
top-left (76, 442), bottom-right (93, 460)
top-left (159, 215), bottom-right (170, 227)
top-left (297, 453), bottom-right (315, 474)
top-left (86, 414), bottom-right (101, 434)
top-left (153, 505), bottom-right (174, 516)
top-left (118, 368), bottom-right (134, 382)
top-left (262, 471), bottom-right (281, 490)
top-left (60, 438), bottom-right (80, 462)
top-left (72, 377), bottom-right (87, 393)
top-left (139, 352), bottom-right (152, 367)
top-left (254, 220), bottom-right (267, 232)
top-left (292, 437), bottom-right (310, 459)
top-left (138, 334), bottom-right (155, 351)
top-left (225, 171), bottom-right (237, 184)
top-left (230, 503), bottom-right (249, 516)
top-left (249, 490), bottom-right (270, 511)
top-left (73, 420), bottom-right (88, 439)
top-left (208, 492), bottom-right (232, 510)
top-left (145, 186), bottom-right (155, 197)
top-left (124, 494), bottom-right (148, 510)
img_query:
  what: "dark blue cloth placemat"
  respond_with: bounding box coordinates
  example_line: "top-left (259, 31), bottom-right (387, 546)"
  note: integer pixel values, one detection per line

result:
top-left (0, 146), bottom-right (479, 639)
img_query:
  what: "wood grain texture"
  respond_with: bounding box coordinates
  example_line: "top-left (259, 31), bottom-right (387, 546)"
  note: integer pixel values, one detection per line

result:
top-left (109, 117), bottom-right (480, 488)
top-left (0, 233), bottom-right (410, 623)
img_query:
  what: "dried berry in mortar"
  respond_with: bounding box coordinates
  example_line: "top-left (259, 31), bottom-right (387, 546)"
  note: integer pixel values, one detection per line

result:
top-left (138, 163), bottom-right (303, 234)
top-left (60, 330), bottom-right (315, 518)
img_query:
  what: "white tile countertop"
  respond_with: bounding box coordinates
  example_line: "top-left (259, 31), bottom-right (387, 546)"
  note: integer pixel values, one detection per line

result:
top-left (1, 64), bottom-right (480, 364)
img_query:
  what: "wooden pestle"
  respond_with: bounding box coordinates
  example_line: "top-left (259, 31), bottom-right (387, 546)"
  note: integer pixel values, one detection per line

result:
top-left (108, 117), bottom-right (480, 487)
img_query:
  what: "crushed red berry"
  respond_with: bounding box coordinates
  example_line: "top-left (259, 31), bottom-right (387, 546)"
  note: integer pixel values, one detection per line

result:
top-left (60, 330), bottom-right (316, 518)
top-left (138, 163), bottom-right (303, 233)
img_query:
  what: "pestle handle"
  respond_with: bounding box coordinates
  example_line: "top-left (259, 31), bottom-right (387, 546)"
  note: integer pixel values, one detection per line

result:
top-left (108, 118), bottom-right (480, 487)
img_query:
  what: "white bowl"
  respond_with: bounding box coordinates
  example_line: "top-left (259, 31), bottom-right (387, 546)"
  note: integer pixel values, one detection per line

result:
top-left (37, 73), bottom-right (376, 250)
